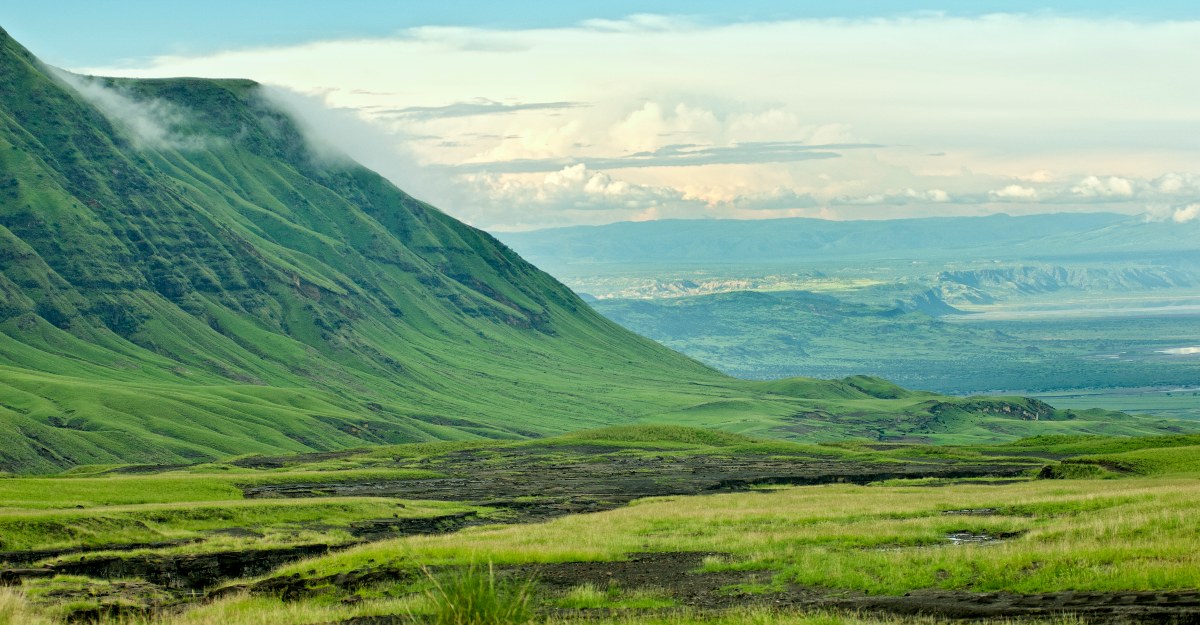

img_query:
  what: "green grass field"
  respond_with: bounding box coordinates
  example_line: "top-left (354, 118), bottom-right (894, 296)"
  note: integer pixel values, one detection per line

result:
top-left (1, 428), bottom-right (1198, 624)
top-left (2, 24), bottom-right (1199, 625)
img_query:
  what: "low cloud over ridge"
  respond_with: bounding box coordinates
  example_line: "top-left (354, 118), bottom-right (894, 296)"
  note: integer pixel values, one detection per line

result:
top-left (79, 13), bottom-right (1200, 229)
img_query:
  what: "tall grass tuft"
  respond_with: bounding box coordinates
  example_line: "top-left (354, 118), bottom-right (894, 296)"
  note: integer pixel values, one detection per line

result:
top-left (0, 588), bottom-right (53, 625)
top-left (421, 562), bottom-right (535, 625)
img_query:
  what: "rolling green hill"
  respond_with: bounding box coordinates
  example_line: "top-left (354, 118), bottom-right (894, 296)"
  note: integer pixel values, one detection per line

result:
top-left (0, 27), bottom-right (1192, 472)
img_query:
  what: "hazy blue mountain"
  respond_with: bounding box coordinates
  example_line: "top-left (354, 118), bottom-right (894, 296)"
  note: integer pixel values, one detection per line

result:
top-left (498, 213), bottom-right (1199, 272)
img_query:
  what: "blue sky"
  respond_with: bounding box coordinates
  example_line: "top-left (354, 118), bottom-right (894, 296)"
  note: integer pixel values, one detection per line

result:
top-left (4, 2), bottom-right (1199, 229)
top-left (5, 1), bottom-right (1197, 67)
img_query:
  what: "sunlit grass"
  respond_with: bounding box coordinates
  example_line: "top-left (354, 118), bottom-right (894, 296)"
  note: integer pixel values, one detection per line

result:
top-left (281, 476), bottom-right (1200, 594)
top-left (420, 562), bottom-right (535, 625)
top-left (556, 583), bottom-right (675, 610)
top-left (0, 496), bottom-right (478, 553)
top-left (0, 588), bottom-right (54, 625)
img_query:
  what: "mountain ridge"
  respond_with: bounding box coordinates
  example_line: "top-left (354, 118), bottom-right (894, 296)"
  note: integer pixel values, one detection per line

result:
top-left (0, 26), bottom-right (1192, 472)
top-left (0, 26), bottom-right (732, 470)
top-left (498, 212), bottom-right (1200, 270)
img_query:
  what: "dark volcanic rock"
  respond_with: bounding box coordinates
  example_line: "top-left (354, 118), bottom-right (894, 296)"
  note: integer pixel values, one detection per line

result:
top-left (0, 567), bottom-right (54, 585)
top-left (50, 544), bottom-right (336, 590)
top-left (0, 539), bottom-right (200, 567)
top-left (242, 446), bottom-right (1037, 526)
top-left (348, 511), bottom-right (479, 540)
top-left (214, 565), bottom-right (415, 601)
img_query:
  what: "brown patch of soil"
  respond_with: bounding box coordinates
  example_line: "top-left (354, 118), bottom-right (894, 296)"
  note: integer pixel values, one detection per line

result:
top-left (49, 544), bottom-right (336, 591)
top-left (0, 539), bottom-right (200, 567)
top-left (516, 553), bottom-right (1200, 624)
top-left (242, 446), bottom-right (1037, 527)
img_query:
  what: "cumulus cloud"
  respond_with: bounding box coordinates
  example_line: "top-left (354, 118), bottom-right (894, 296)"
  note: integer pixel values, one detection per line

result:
top-left (1152, 172), bottom-right (1200, 196)
top-left (608, 102), bottom-right (859, 154)
top-left (79, 14), bottom-right (1200, 229)
top-left (911, 188), bottom-right (950, 202)
top-left (468, 163), bottom-right (680, 212)
top-left (1071, 175), bottom-right (1135, 198)
top-left (991, 185), bottom-right (1039, 200)
top-left (1174, 204), bottom-right (1200, 223)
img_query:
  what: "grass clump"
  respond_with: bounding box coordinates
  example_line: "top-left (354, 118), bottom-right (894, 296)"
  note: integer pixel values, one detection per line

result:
top-left (0, 588), bottom-right (53, 625)
top-left (558, 583), bottom-right (609, 609)
top-left (420, 562), bottom-right (534, 625)
top-left (557, 583), bottom-right (675, 609)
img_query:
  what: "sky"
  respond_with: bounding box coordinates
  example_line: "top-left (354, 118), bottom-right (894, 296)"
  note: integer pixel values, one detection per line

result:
top-left (4, 2), bottom-right (1200, 231)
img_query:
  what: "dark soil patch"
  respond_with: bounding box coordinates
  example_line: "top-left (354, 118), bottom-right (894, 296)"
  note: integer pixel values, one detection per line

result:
top-left (941, 508), bottom-right (1001, 516)
top-left (0, 538), bottom-right (201, 567)
top-left (945, 529), bottom-right (1026, 544)
top-left (823, 588), bottom-right (1200, 624)
top-left (517, 553), bottom-right (1200, 624)
top-left (322, 551), bottom-right (1200, 624)
top-left (48, 543), bottom-right (337, 591)
top-left (511, 552), bottom-right (746, 600)
top-left (63, 602), bottom-right (153, 624)
top-left (0, 511), bottom-right (490, 593)
top-left (213, 565), bottom-right (416, 601)
top-left (242, 447), bottom-right (1038, 527)
top-left (348, 511), bottom-right (479, 540)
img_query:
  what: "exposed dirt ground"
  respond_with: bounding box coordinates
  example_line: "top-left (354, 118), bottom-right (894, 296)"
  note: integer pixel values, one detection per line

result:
top-left (242, 445), bottom-right (1040, 525)
top-left (313, 552), bottom-right (1200, 624)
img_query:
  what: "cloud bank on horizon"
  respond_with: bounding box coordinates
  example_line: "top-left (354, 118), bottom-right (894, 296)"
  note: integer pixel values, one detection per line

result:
top-left (77, 13), bottom-right (1200, 231)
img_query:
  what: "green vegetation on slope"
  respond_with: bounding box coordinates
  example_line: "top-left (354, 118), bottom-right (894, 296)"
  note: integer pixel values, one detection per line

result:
top-left (0, 26), bottom-right (1194, 472)
top-left (0, 26), bottom-right (720, 471)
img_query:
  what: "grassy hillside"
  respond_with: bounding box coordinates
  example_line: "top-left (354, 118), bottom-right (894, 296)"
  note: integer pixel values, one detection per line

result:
top-left (0, 27), bottom-right (1193, 472)
top-left (0, 26), bottom-right (738, 471)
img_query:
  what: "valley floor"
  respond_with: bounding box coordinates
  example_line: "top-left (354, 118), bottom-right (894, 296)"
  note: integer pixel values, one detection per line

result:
top-left (2, 427), bottom-right (1199, 624)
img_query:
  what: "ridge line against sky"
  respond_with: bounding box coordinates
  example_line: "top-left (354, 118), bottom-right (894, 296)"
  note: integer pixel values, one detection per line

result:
top-left (3, 3), bottom-right (1200, 231)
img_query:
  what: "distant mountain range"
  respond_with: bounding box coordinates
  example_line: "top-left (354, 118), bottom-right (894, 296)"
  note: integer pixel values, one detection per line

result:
top-left (499, 212), bottom-right (1200, 272)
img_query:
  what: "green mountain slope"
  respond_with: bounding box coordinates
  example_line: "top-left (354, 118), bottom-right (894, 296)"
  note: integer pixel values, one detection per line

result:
top-left (0, 27), bottom-right (1191, 471)
top-left (0, 27), bottom-right (725, 470)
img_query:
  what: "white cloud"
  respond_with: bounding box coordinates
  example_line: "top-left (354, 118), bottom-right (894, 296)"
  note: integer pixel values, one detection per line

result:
top-left (1071, 175), bottom-right (1135, 198)
top-left (53, 70), bottom-right (218, 151)
top-left (78, 14), bottom-right (1200, 229)
top-left (991, 185), bottom-right (1039, 200)
top-left (1174, 204), bottom-right (1200, 223)
top-left (465, 164), bottom-right (681, 217)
